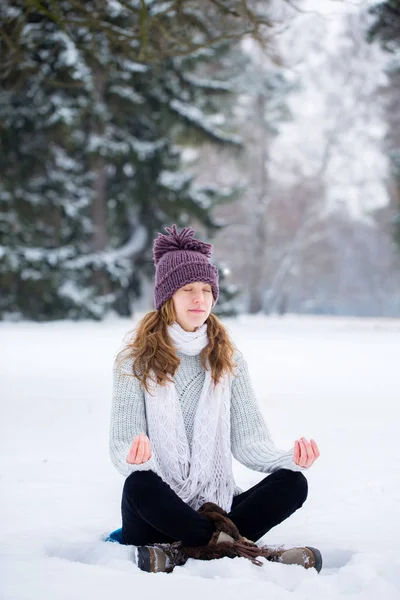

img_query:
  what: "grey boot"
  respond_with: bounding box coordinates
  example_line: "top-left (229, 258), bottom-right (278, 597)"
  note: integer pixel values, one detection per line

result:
top-left (266, 545), bottom-right (323, 573)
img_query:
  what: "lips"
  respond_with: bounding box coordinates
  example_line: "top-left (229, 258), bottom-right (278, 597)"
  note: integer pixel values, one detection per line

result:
top-left (189, 309), bottom-right (205, 313)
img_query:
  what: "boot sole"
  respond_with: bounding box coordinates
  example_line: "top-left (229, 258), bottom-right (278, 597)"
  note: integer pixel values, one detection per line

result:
top-left (305, 546), bottom-right (323, 573)
top-left (136, 546), bottom-right (152, 572)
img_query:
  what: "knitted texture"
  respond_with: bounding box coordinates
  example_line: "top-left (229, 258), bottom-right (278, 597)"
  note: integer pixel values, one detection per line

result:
top-left (153, 225), bottom-right (219, 310)
top-left (109, 352), bottom-right (306, 501)
top-left (144, 322), bottom-right (234, 512)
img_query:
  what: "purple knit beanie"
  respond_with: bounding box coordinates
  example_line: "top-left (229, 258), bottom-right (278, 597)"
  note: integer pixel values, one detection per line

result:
top-left (153, 225), bottom-right (219, 310)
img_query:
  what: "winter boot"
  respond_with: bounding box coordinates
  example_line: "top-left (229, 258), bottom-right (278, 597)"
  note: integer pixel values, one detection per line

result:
top-left (265, 545), bottom-right (323, 573)
top-left (133, 541), bottom-right (188, 573)
top-left (183, 502), bottom-right (323, 572)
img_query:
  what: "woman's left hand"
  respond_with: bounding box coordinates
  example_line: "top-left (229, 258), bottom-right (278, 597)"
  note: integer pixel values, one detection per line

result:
top-left (293, 437), bottom-right (320, 468)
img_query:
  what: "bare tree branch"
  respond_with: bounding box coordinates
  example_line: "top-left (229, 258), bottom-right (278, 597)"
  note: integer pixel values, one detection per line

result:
top-left (0, 0), bottom-right (286, 80)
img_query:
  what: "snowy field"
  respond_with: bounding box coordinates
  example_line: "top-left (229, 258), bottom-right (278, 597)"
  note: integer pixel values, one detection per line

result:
top-left (1, 314), bottom-right (399, 600)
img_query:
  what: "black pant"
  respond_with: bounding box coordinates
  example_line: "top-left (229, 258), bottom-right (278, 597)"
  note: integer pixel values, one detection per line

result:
top-left (121, 468), bottom-right (308, 546)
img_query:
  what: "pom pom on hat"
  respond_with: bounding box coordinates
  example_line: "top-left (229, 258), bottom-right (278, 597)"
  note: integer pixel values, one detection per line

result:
top-left (153, 224), bottom-right (212, 265)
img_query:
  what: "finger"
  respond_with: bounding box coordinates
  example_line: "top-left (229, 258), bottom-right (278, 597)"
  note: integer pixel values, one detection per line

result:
top-left (307, 439), bottom-right (318, 467)
top-left (132, 435), bottom-right (141, 460)
top-left (302, 439), bottom-right (314, 466)
top-left (136, 435), bottom-right (146, 463)
top-left (311, 439), bottom-right (320, 458)
top-left (126, 437), bottom-right (139, 463)
top-left (300, 440), bottom-right (309, 467)
top-left (309, 439), bottom-right (319, 458)
top-left (298, 440), bottom-right (305, 466)
top-left (142, 436), bottom-right (150, 462)
top-left (295, 440), bottom-right (302, 464)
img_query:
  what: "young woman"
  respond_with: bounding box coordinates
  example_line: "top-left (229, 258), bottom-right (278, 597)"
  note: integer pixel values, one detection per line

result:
top-left (110, 225), bottom-right (321, 573)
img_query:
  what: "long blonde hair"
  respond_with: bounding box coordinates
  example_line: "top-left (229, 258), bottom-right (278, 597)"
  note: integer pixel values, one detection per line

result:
top-left (115, 299), bottom-right (236, 393)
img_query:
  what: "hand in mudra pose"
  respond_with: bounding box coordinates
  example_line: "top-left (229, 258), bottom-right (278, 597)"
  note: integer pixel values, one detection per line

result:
top-left (293, 437), bottom-right (320, 468)
top-left (126, 433), bottom-right (320, 468)
top-left (126, 433), bottom-right (152, 464)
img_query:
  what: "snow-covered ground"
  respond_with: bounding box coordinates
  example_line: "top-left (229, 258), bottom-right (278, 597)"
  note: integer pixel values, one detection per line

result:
top-left (1, 315), bottom-right (399, 599)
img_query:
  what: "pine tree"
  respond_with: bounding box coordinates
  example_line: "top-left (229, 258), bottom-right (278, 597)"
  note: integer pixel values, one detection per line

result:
top-left (0, 13), bottom-right (94, 320)
top-left (1, 1), bottom-right (247, 319)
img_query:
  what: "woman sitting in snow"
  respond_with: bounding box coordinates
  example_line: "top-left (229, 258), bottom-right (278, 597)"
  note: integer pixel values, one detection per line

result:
top-left (110, 225), bottom-right (321, 574)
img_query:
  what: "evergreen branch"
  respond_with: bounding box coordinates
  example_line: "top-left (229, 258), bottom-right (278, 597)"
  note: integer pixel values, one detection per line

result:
top-left (23, 0), bottom-right (67, 29)
top-left (58, 0), bottom-right (138, 37)
top-left (169, 99), bottom-right (242, 146)
top-left (181, 73), bottom-right (232, 92)
top-left (42, 76), bottom-right (85, 89)
top-left (137, 28), bottom-right (251, 62)
top-left (46, 0), bottom-right (65, 17)
top-left (0, 24), bottom-right (17, 54)
top-left (148, 0), bottom-right (177, 18)
top-left (0, 31), bottom-right (19, 79)
top-left (0, 9), bottom-right (28, 79)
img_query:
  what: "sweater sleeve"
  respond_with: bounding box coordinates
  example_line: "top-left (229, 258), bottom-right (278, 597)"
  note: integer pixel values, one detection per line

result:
top-left (109, 357), bottom-right (158, 477)
top-left (230, 356), bottom-right (307, 474)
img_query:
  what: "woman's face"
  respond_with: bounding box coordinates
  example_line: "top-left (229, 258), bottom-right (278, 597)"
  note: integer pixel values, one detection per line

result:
top-left (171, 281), bottom-right (214, 332)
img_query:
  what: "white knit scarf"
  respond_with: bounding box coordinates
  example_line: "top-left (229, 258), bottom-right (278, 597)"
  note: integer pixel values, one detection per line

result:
top-left (144, 321), bottom-right (234, 512)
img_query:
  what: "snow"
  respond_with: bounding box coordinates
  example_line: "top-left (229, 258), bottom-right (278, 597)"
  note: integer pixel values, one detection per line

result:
top-left (1, 315), bottom-right (400, 599)
top-left (58, 281), bottom-right (92, 305)
top-left (170, 99), bottom-right (242, 146)
top-left (158, 170), bottom-right (192, 191)
top-left (106, 0), bottom-right (125, 17)
top-left (118, 59), bottom-right (148, 74)
top-left (109, 85), bottom-right (145, 105)
top-left (182, 73), bottom-right (232, 92)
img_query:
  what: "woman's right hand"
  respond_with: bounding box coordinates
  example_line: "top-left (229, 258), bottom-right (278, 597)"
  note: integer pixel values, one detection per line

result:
top-left (126, 433), bottom-right (152, 464)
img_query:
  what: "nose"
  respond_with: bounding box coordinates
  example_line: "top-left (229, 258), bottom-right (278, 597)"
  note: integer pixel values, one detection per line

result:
top-left (193, 291), bottom-right (205, 304)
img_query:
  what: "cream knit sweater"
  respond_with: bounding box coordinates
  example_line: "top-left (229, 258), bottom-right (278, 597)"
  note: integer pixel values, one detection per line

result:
top-left (109, 350), bottom-right (306, 495)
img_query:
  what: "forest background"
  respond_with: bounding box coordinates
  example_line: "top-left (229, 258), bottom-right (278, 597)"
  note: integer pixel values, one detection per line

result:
top-left (1, 0), bottom-right (399, 321)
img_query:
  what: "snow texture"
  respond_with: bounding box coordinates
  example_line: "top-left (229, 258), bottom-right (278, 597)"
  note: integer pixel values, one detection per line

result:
top-left (1, 314), bottom-right (400, 599)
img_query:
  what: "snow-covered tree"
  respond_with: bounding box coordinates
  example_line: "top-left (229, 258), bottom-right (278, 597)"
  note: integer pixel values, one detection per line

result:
top-left (0, 16), bottom-right (94, 320)
top-left (184, 38), bottom-right (295, 314)
top-left (0, 2), bottom-right (247, 320)
top-left (194, 3), bottom-right (400, 317)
